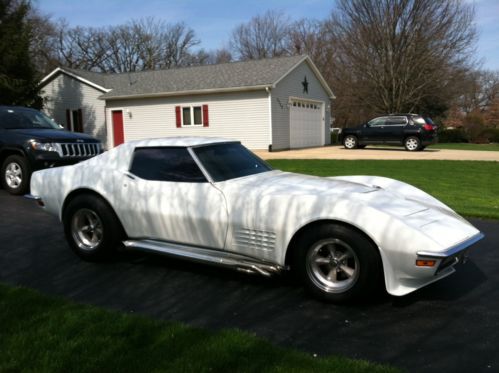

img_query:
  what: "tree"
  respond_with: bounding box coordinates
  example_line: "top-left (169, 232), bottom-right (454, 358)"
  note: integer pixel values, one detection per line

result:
top-left (52, 18), bottom-right (200, 73)
top-left (0, 0), bottom-right (42, 107)
top-left (325, 0), bottom-right (477, 122)
top-left (230, 10), bottom-right (290, 60)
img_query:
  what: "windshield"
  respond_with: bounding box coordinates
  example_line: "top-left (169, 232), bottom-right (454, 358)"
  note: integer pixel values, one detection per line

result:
top-left (0, 108), bottom-right (62, 130)
top-left (193, 142), bottom-right (272, 182)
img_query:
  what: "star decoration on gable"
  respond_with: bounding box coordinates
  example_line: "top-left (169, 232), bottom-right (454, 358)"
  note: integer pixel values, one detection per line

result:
top-left (302, 76), bottom-right (309, 94)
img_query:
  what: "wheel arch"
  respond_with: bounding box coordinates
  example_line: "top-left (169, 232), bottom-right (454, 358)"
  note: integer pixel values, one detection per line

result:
top-left (61, 188), bottom-right (127, 235)
top-left (0, 148), bottom-right (27, 165)
top-left (284, 219), bottom-right (384, 271)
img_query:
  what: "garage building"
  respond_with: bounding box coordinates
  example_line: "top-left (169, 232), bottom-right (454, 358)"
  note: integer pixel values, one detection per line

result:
top-left (39, 55), bottom-right (334, 151)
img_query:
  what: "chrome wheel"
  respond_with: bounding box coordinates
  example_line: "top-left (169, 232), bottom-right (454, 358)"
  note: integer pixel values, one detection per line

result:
top-left (405, 137), bottom-right (420, 151)
top-left (71, 208), bottom-right (104, 251)
top-left (306, 238), bottom-right (360, 293)
top-left (344, 136), bottom-right (357, 149)
top-left (5, 162), bottom-right (22, 189)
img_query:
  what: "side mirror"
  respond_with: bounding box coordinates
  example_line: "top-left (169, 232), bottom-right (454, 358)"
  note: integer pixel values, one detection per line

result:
top-left (363, 123), bottom-right (369, 128)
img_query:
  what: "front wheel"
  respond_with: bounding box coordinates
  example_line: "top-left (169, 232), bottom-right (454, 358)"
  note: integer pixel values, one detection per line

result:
top-left (292, 224), bottom-right (383, 303)
top-left (63, 195), bottom-right (125, 261)
top-left (343, 135), bottom-right (358, 149)
top-left (1, 155), bottom-right (31, 195)
top-left (404, 136), bottom-right (421, 151)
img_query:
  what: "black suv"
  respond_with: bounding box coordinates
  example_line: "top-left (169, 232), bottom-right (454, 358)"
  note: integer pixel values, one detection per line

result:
top-left (339, 114), bottom-right (438, 151)
top-left (0, 106), bottom-right (102, 195)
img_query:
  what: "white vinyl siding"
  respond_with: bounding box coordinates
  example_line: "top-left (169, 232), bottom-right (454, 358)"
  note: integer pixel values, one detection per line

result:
top-left (41, 73), bottom-right (107, 145)
top-left (271, 60), bottom-right (331, 150)
top-left (106, 90), bottom-right (270, 150)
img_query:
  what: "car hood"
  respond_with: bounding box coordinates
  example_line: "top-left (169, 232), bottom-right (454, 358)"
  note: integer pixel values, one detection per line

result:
top-left (219, 171), bottom-right (479, 249)
top-left (220, 170), bottom-right (425, 215)
top-left (7, 128), bottom-right (98, 142)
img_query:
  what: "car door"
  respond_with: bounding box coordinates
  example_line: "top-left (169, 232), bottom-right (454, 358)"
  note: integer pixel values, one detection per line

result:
top-left (360, 116), bottom-right (388, 143)
top-left (117, 146), bottom-right (229, 250)
top-left (383, 116), bottom-right (408, 144)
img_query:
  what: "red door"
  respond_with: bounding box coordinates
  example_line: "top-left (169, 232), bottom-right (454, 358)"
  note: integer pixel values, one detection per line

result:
top-left (112, 111), bottom-right (124, 147)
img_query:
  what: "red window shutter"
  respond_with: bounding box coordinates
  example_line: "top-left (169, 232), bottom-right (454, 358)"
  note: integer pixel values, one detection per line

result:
top-left (175, 106), bottom-right (181, 128)
top-left (202, 105), bottom-right (209, 127)
top-left (65, 109), bottom-right (71, 130)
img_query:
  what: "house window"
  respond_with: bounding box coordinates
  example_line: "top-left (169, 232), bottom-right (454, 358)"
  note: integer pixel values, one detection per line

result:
top-left (66, 108), bottom-right (83, 132)
top-left (182, 106), bottom-right (203, 126)
top-left (182, 107), bottom-right (192, 125)
top-left (175, 105), bottom-right (209, 128)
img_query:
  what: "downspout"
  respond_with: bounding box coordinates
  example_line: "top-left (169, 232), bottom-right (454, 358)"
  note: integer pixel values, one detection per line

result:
top-left (266, 86), bottom-right (273, 152)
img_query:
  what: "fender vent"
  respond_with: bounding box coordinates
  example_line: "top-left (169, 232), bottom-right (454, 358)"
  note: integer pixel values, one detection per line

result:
top-left (234, 228), bottom-right (276, 251)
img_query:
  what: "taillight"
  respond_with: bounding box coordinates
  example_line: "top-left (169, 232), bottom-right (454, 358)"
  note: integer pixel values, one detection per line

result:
top-left (423, 124), bottom-right (433, 131)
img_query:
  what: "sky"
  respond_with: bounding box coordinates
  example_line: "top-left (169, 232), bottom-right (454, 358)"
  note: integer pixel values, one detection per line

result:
top-left (35, 0), bottom-right (499, 70)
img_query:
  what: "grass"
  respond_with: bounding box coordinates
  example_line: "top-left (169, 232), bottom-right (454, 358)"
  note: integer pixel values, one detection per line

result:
top-left (268, 159), bottom-right (499, 220)
top-left (428, 143), bottom-right (499, 151)
top-left (0, 283), bottom-right (397, 373)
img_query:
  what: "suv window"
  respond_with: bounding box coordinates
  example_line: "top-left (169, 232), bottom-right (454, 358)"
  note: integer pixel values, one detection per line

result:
top-left (413, 116), bottom-right (426, 125)
top-left (0, 108), bottom-right (61, 130)
top-left (130, 147), bottom-right (207, 183)
top-left (386, 116), bottom-right (407, 125)
top-left (367, 117), bottom-right (387, 126)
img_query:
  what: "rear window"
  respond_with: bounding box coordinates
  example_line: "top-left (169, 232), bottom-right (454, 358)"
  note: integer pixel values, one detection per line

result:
top-left (413, 116), bottom-right (426, 125)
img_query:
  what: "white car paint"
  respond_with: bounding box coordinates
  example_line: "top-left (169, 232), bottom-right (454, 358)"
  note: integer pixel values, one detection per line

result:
top-left (30, 136), bottom-right (483, 297)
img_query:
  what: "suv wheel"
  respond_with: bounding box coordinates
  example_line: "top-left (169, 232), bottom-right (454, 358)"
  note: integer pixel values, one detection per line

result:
top-left (404, 136), bottom-right (421, 151)
top-left (1, 155), bottom-right (31, 195)
top-left (343, 135), bottom-right (358, 149)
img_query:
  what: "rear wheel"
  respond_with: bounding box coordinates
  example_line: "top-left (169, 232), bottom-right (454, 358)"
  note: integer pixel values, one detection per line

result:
top-left (1, 155), bottom-right (31, 195)
top-left (292, 224), bottom-right (383, 303)
top-left (343, 135), bottom-right (358, 149)
top-left (404, 136), bottom-right (421, 151)
top-left (63, 195), bottom-right (125, 261)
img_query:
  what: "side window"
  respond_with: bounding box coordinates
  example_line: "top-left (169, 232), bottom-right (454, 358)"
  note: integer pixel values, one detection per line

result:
top-left (368, 117), bottom-right (387, 126)
top-left (130, 147), bottom-right (207, 183)
top-left (385, 116), bottom-right (407, 126)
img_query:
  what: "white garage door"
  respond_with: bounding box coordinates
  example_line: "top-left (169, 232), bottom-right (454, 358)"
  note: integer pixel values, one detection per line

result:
top-left (289, 99), bottom-right (324, 148)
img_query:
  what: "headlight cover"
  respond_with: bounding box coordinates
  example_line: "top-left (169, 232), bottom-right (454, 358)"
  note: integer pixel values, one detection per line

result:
top-left (31, 141), bottom-right (58, 152)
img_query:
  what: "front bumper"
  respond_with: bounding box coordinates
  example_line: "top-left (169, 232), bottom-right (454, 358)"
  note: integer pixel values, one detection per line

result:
top-left (387, 232), bottom-right (484, 296)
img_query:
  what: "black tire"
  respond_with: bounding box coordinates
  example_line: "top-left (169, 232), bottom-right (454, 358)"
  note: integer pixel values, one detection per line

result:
top-left (63, 194), bottom-right (125, 261)
top-left (292, 224), bottom-right (383, 303)
top-left (1, 155), bottom-right (31, 195)
top-left (404, 136), bottom-right (422, 151)
top-left (343, 135), bottom-right (358, 149)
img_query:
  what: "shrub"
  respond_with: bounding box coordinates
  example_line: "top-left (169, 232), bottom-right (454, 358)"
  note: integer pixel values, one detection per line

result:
top-left (438, 128), bottom-right (468, 143)
top-left (330, 130), bottom-right (340, 144)
top-left (479, 128), bottom-right (499, 143)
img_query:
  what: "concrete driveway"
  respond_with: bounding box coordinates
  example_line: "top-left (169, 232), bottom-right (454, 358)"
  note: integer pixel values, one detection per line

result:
top-left (255, 146), bottom-right (499, 161)
top-left (1, 190), bottom-right (498, 372)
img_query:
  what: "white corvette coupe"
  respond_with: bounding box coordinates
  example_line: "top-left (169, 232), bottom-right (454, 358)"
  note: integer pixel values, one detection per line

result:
top-left (29, 137), bottom-right (483, 302)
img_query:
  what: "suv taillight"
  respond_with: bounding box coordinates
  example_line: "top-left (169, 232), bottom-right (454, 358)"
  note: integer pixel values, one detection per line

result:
top-left (423, 123), bottom-right (433, 131)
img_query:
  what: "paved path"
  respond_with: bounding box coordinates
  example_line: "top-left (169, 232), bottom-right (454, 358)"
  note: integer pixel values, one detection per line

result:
top-left (255, 146), bottom-right (499, 161)
top-left (0, 190), bottom-right (498, 372)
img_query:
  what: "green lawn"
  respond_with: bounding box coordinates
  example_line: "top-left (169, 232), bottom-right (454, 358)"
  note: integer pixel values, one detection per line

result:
top-left (0, 284), bottom-right (397, 373)
top-left (268, 160), bottom-right (499, 220)
top-left (429, 143), bottom-right (499, 151)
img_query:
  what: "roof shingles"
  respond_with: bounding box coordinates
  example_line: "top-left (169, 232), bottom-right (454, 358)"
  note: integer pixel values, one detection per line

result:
top-left (64, 55), bottom-right (307, 100)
